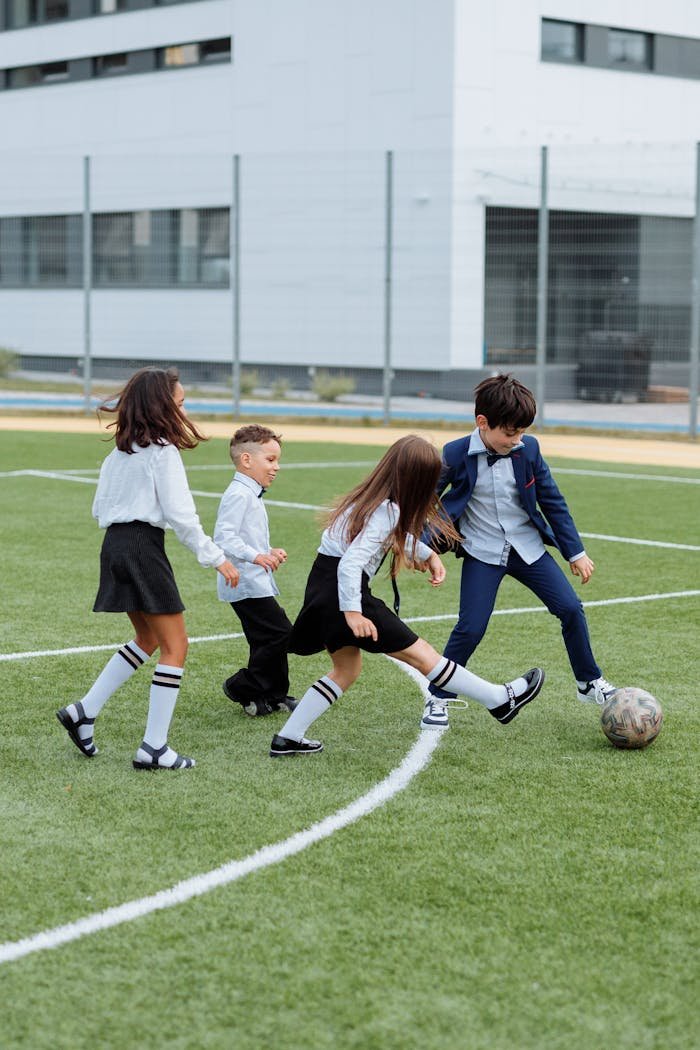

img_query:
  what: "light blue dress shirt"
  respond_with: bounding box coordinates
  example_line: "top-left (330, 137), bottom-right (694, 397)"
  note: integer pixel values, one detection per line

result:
top-left (214, 471), bottom-right (280, 602)
top-left (459, 430), bottom-right (546, 567)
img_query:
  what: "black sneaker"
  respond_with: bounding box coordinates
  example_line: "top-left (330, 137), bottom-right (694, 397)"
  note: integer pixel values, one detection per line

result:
top-left (222, 681), bottom-right (274, 717)
top-left (490, 668), bottom-right (545, 725)
top-left (270, 734), bottom-right (323, 758)
top-left (269, 696), bottom-right (299, 713)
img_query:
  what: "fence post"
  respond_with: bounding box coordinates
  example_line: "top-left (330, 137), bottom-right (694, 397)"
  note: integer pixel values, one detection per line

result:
top-left (383, 150), bottom-right (393, 425)
top-left (690, 143), bottom-right (700, 440)
top-left (82, 155), bottom-right (92, 414)
top-left (535, 145), bottom-right (549, 427)
top-left (231, 154), bottom-right (241, 418)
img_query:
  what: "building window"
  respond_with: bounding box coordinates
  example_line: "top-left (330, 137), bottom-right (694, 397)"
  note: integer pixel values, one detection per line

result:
top-left (6, 0), bottom-right (69, 28)
top-left (541, 19), bottom-right (583, 63)
top-left (608, 28), bottom-right (652, 70)
top-left (94, 52), bottom-right (128, 76)
top-left (0, 214), bottom-right (82, 286)
top-left (8, 60), bottom-right (69, 88)
top-left (159, 38), bottom-right (231, 68)
top-left (95, 0), bottom-right (130, 12)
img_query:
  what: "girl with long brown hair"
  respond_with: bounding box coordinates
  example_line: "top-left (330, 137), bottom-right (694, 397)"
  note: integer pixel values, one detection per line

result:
top-left (270, 435), bottom-right (543, 757)
top-left (56, 367), bottom-right (239, 770)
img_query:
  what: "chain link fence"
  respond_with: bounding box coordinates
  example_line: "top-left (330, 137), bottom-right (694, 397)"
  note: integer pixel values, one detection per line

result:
top-left (0, 145), bottom-right (698, 434)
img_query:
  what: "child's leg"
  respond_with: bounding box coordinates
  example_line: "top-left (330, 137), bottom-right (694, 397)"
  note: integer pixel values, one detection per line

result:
top-left (270, 646), bottom-right (361, 755)
top-left (508, 551), bottom-right (601, 682)
top-left (393, 638), bottom-right (544, 724)
top-left (429, 557), bottom-right (504, 699)
top-left (224, 598), bottom-right (293, 713)
top-left (132, 613), bottom-right (194, 770)
top-left (56, 611), bottom-right (155, 757)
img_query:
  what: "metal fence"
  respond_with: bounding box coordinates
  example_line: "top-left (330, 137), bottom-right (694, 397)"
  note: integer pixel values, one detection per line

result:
top-left (0, 145), bottom-right (698, 435)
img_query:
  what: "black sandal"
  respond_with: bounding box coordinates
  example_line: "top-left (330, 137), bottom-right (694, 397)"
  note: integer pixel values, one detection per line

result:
top-left (132, 742), bottom-right (195, 771)
top-left (56, 701), bottom-right (98, 758)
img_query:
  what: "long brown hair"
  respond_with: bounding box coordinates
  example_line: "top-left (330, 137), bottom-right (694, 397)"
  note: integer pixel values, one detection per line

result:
top-left (327, 435), bottom-right (460, 576)
top-left (99, 367), bottom-right (208, 453)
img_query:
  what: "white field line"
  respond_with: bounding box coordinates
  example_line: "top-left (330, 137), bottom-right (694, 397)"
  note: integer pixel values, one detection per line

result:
top-left (2, 591), bottom-right (698, 664)
top-left (554, 467), bottom-right (700, 486)
top-left (0, 660), bottom-right (438, 965)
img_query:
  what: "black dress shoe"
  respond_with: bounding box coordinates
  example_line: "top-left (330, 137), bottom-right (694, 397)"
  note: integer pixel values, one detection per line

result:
top-left (490, 668), bottom-right (545, 724)
top-left (269, 696), bottom-right (299, 712)
top-left (222, 681), bottom-right (274, 716)
top-left (269, 734), bottom-right (323, 758)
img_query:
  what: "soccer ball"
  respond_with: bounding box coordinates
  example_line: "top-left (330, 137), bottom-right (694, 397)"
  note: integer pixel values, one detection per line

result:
top-left (600, 687), bottom-right (663, 750)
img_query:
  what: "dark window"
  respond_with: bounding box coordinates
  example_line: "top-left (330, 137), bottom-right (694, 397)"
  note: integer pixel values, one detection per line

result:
top-left (8, 60), bottom-right (69, 87)
top-left (0, 214), bottom-right (82, 286)
top-left (200, 37), bottom-right (231, 63)
top-left (608, 28), bottom-right (652, 69)
top-left (7, 0), bottom-right (68, 27)
top-left (95, 0), bottom-right (130, 12)
top-left (541, 19), bottom-right (583, 63)
top-left (94, 52), bottom-right (128, 75)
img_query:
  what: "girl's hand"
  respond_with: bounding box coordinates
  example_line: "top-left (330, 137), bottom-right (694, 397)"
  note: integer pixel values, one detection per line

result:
top-left (570, 554), bottom-right (594, 585)
top-left (217, 560), bottom-right (239, 587)
top-left (424, 552), bottom-right (446, 586)
top-left (344, 611), bottom-right (378, 642)
top-left (255, 551), bottom-right (284, 572)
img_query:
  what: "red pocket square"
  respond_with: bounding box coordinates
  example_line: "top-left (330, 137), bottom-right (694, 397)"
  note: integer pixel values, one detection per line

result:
top-left (525, 477), bottom-right (535, 489)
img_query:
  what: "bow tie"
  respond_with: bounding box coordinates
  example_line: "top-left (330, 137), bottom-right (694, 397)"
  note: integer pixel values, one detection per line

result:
top-left (486, 452), bottom-right (510, 467)
top-left (258, 487), bottom-right (267, 498)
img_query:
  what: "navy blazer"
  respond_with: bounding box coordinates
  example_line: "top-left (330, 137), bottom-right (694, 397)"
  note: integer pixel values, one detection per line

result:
top-left (433, 433), bottom-right (584, 561)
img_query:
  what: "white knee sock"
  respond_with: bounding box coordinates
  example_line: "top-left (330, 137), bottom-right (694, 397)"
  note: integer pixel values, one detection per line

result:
top-left (279, 676), bottom-right (343, 742)
top-left (68, 640), bottom-right (150, 741)
top-left (142, 664), bottom-right (183, 762)
top-left (427, 659), bottom-right (528, 710)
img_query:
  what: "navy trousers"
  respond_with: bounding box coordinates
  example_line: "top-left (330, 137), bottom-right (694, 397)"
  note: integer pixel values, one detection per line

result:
top-left (429, 549), bottom-right (601, 698)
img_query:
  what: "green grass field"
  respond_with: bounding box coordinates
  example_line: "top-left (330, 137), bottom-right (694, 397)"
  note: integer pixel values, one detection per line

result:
top-left (1, 429), bottom-right (698, 1050)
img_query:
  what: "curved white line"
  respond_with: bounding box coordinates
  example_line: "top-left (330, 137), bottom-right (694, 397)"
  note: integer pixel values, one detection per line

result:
top-left (0, 661), bottom-right (440, 965)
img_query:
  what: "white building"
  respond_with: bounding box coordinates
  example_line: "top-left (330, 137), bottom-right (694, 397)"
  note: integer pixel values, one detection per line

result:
top-left (1, 0), bottom-right (700, 393)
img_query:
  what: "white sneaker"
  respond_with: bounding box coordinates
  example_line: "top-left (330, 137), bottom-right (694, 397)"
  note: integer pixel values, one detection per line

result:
top-left (576, 676), bottom-right (616, 705)
top-left (420, 697), bottom-right (468, 731)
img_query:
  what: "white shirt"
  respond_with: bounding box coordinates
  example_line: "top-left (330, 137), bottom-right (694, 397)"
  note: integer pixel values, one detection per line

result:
top-left (92, 442), bottom-right (225, 568)
top-left (214, 472), bottom-right (280, 603)
top-left (318, 499), bottom-right (433, 613)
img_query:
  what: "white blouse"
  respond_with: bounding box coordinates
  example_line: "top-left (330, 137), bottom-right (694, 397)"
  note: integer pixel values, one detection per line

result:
top-left (318, 499), bottom-right (433, 613)
top-left (92, 442), bottom-right (225, 568)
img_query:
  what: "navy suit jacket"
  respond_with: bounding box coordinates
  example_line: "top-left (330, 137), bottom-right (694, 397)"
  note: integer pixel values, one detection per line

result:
top-left (433, 433), bottom-right (584, 561)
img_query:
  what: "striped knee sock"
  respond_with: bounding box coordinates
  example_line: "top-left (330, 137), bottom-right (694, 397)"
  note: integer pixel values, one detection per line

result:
top-left (143, 664), bottom-right (183, 752)
top-left (278, 676), bottom-right (343, 742)
top-left (67, 640), bottom-right (149, 742)
top-left (427, 658), bottom-right (516, 709)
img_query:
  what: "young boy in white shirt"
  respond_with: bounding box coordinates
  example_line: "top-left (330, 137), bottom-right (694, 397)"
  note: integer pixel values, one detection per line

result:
top-left (214, 425), bottom-right (297, 717)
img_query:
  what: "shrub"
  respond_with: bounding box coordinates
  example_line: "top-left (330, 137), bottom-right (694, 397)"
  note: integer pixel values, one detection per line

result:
top-left (239, 369), bottom-right (259, 396)
top-left (0, 347), bottom-right (18, 378)
top-left (312, 370), bottom-right (355, 402)
top-left (270, 377), bottom-right (289, 400)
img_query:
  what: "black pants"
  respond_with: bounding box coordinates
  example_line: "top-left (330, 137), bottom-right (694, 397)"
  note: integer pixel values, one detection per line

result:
top-left (226, 597), bottom-right (293, 702)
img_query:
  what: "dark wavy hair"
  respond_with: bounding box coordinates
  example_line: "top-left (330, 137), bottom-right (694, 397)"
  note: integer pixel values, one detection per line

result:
top-left (474, 373), bottom-right (536, 429)
top-left (98, 367), bottom-right (208, 453)
top-left (327, 434), bottom-right (460, 577)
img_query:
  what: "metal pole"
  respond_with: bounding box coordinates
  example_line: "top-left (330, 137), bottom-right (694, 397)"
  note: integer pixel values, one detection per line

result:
top-left (689, 142), bottom-right (700, 439)
top-left (82, 155), bottom-right (92, 414)
top-left (383, 150), bottom-right (393, 425)
top-left (535, 145), bottom-right (549, 427)
top-left (231, 154), bottom-right (241, 418)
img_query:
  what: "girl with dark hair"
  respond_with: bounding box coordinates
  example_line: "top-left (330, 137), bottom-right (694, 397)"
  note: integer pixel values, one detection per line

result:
top-left (56, 367), bottom-right (239, 771)
top-left (270, 434), bottom-right (543, 757)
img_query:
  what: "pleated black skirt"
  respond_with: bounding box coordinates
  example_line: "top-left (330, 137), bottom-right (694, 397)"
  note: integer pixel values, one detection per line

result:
top-left (93, 521), bottom-right (185, 614)
top-left (289, 553), bottom-right (418, 656)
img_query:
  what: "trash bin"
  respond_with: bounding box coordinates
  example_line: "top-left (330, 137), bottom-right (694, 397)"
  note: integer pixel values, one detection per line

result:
top-left (576, 331), bottom-right (652, 403)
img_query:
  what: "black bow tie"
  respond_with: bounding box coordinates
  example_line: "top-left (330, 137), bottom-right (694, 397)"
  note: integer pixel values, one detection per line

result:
top-left (258, 487), bottom-right (267, 498)
top-left (486, 452), bottom-right (510, 467)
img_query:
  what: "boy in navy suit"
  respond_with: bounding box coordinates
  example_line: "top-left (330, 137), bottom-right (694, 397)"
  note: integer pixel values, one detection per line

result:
top-left (422, 373), bottom-right (614, 729)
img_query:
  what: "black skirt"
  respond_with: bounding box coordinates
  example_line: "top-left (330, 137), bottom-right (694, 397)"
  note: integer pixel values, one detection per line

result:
top-left (93, 521), bottom-right (185, 614)
top-left (289, 553), bottom-right (418, 656)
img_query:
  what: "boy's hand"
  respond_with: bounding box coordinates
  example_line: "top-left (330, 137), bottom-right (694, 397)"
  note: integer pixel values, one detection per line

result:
top-left (216, 560), bottom-right (239, 587)
top-left (344, 611), bottom-right (378, 642)
top-left (570, 554), bottom-right (594, 584)
top-left (416, 552), bottom-right (446, 586)
top-left (254, 551), bottom-right (284, 572)
top-left (270, 548), bottom-right (287, 563)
